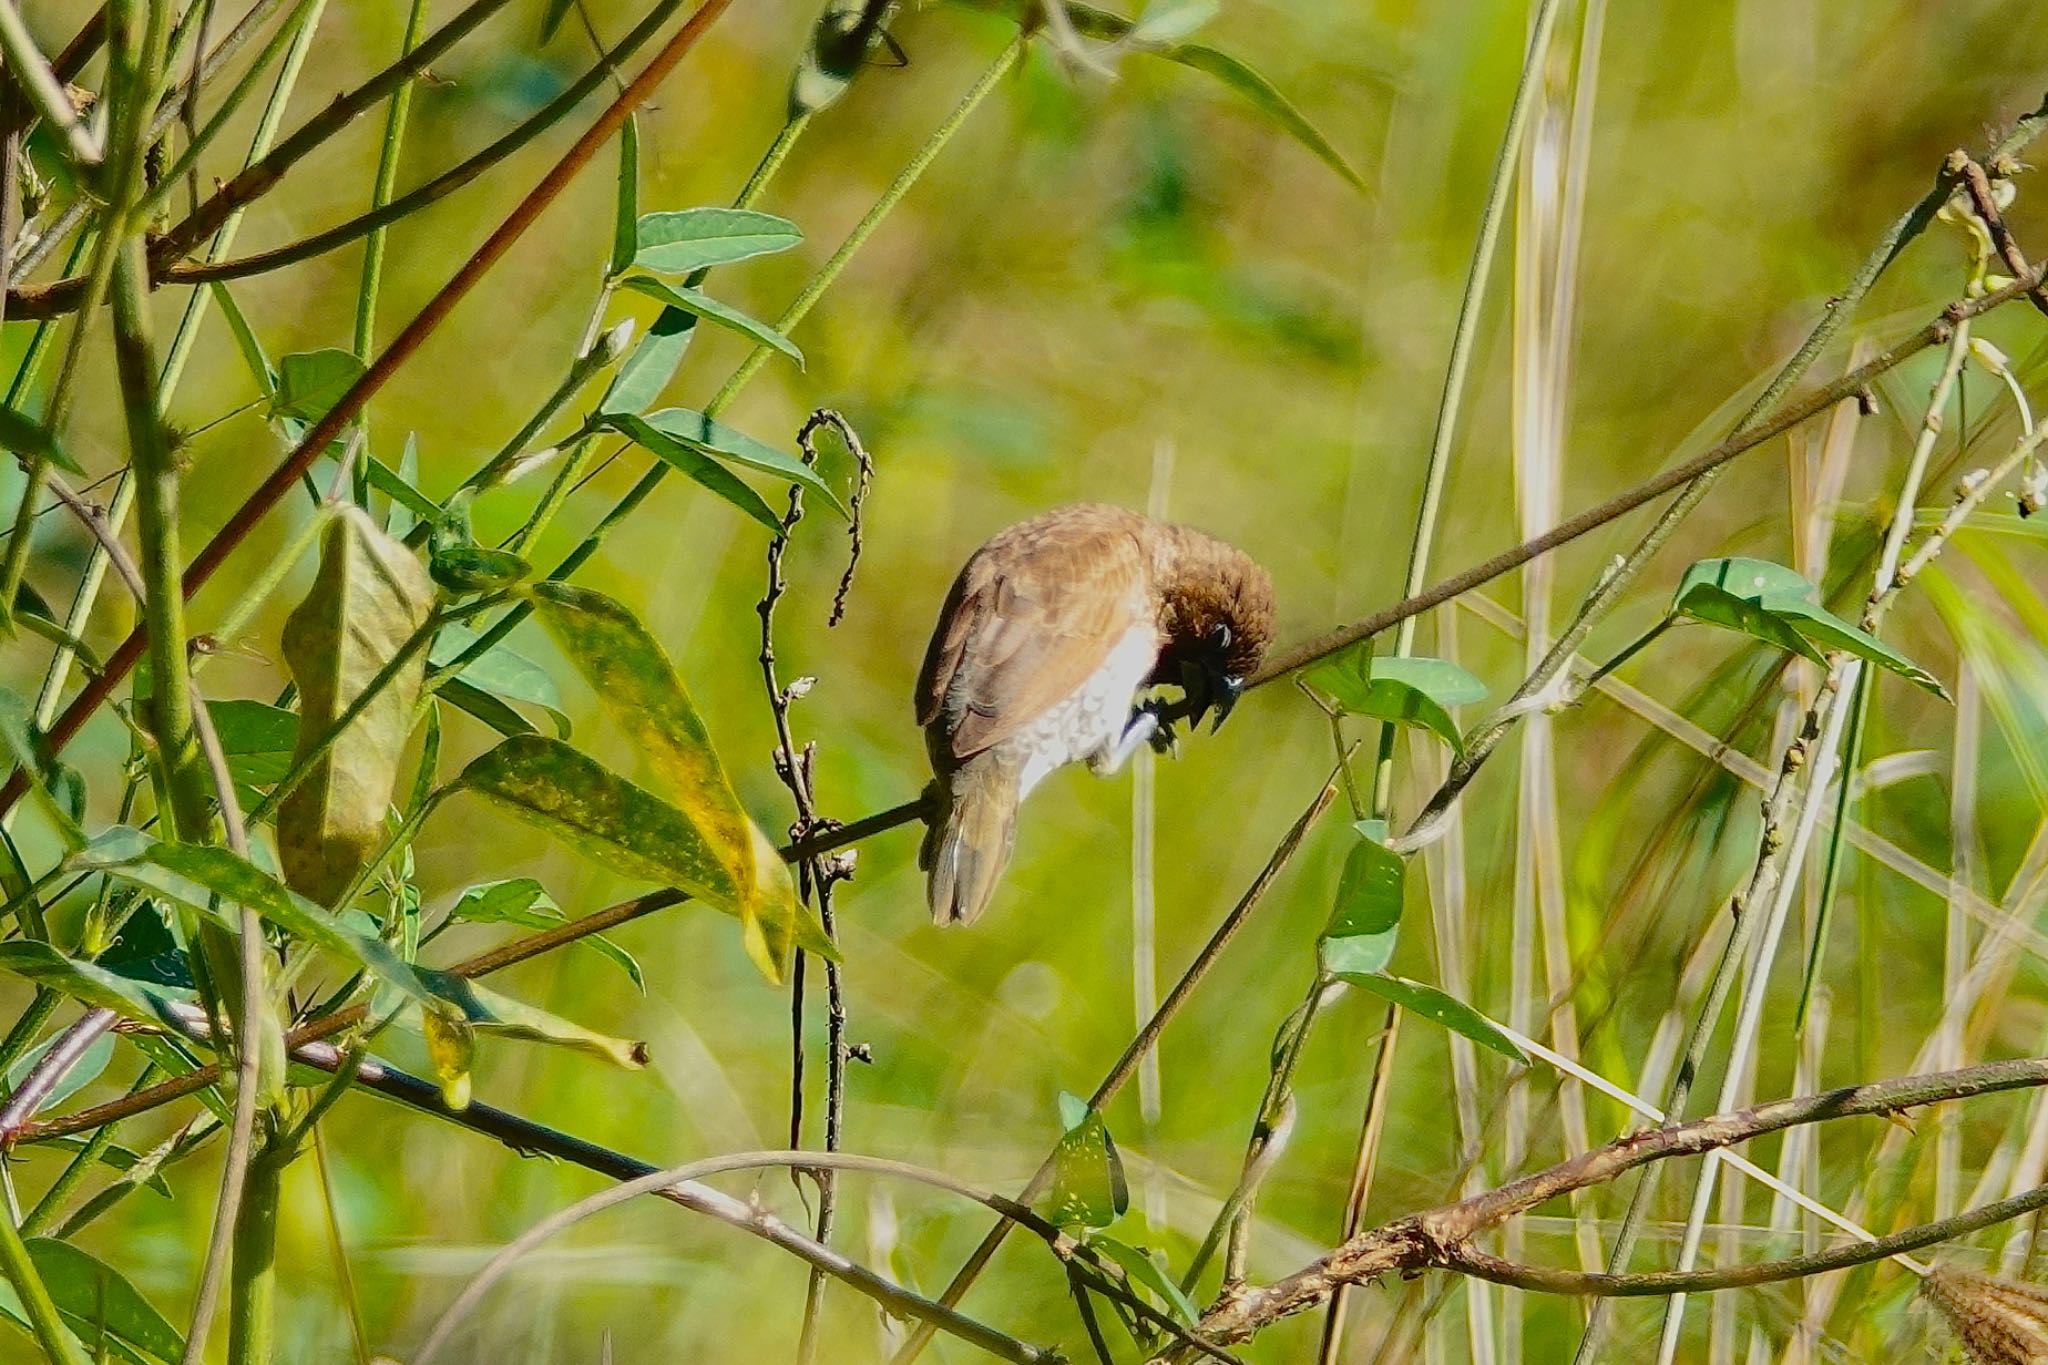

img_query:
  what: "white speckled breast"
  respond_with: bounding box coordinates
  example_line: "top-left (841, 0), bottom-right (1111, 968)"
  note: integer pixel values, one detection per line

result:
top-left (1009, 622), bottom-right (1161, 797)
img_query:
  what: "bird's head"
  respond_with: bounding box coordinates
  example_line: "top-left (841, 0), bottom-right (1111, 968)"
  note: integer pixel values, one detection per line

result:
top-left (1152, 532), bottom-right (1275, 731)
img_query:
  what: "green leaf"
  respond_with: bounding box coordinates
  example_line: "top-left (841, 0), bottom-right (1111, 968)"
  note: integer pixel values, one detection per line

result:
top-left (526, 582), bottom-right (832, 980)
top-left (419, 1004), bottom-right (474, 1109)
top-left (430, 623), bottom-right (568, 736)
top-left (415, 968), bottom-right (648, 1070)
top-left (0, 400), bottom-right (80, 474)
top-left (206, 699), bottom-right (298, 789)
top-left (633, 208), bottom-right (803, 274)
top-left (639, 407), bottom-right (847, 516)
top-left (429, 542), bottom-right (530, 595)
top-left (37, 1139), bottom-right (172, 1197)
top-left (1329, 970), bottom-right (1527, 1063)
top-left (277, 507), bottom-right (436, 904)
top-left (582, 933), bottom-right (645, 992)
top-left (26, 1239), bottom-right (184, 1364)
top-left (437, 679), bottom-right (538, 739)
top-left (1673, 557), bottom-right (1948, 698)
top-left (270, 348), bottom-right (366, 426)
top-left (598, 306), bottom-right (696, 417)
top-left (1303, 647), bottom-right (1484, 753)
top-left (207, 281), bottom-right (275, 399)
top-left (1043, 1092), bottom-right (1128, 1229)
top-left (0, 686), bottom-right (86, 849)
top-left (72, 830), bottom-right (437, 1010)
top-left (539, 0), bottom-right (574, 41)
top-left (618, 276), bottom-right (803, 367)
top-left (1318, 831), bottom-right (1403, 976)
top-left (1087, 1236), bottom-right (1199, 1327)
top-left (367, 446), bottom-right (441, 533)
top-left (601, 412), bottom-right (780, 530)
top-left (610, 115), bottom-right (640, 278)
top-left (5, 1030), bottom-right (116, 1116)
top-left (452, 735), bottom-right (740, 904)
top-left (0, 943), bottom-right (193, 1026)
top-left (1164, 44), bottom-right (1366, 193)
top-left (447, 877), bottom-right (558, 928)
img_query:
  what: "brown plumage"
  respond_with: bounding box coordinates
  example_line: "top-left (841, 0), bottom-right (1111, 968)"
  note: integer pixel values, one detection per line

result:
top-left (916, 504), bottom-right (1275, 924)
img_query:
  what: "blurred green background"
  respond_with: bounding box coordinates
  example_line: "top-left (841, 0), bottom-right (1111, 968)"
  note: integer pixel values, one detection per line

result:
top-left (14, 0), bottom-right (2048, 1359)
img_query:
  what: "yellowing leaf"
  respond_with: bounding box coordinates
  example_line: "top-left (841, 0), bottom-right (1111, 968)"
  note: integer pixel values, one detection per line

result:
top-left (277, 507), bottom-right (435, 905)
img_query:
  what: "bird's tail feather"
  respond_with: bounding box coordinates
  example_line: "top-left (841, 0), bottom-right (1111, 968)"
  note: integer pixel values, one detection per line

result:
top-left (921, 752), bottom-right (1020, 926)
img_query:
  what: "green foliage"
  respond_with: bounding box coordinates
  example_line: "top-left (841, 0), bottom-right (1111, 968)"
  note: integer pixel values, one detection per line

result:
top-left (1044, 1093), bottom-right (1128, 1229)
top-left (632, 208), bottom-right (803, 275)
top-left (1672, 557), bottom-right (1948, 697)
top-left (1304, 645), bottom-right (1485, 752)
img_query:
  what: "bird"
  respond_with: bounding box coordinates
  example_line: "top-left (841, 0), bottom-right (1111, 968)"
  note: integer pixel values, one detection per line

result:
top-left (916, 503), bottom-right (1275, 925)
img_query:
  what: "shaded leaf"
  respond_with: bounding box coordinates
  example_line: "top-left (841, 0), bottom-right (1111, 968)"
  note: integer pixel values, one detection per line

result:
top-left (1043, 1091), bottom-right (1128, 1229)
top-left (619, 275), bottom-right (803, 366)
top-left (0, 400), bottom-right (80, 474)
top-left (1318, 830), bottom-right (1403, 977)
top-left (430, 623), bottom-right (567, 736)
top-left (72, 830), bottom-right (437, 1009)
top-left (638, 407), bottom-right (847, 517)
top-left (429, 542), bottom-right (530, 595)
top-left (598, 306), bottom-right (695, 417)
top-left (1329, 970), bottom-right (1526, 1063)
top-left (277, 507), bottom-right (435, 904)
top-left (610, 115), bottom-right (640, 277)
top-left (206, 282), bottom-right (275, 398)
top-left (37, 1138), bottom-right (172, 1197)
top-left (1674, 557), bottom-right (1948, 698)
top-left (437, 679), bottom-right (538, 739)
top-left (206, 700), bottom-right (297, 789)
top-left (634, 208), bottom-right (802, 274)
top-left (27, 1239), bottom-right (183, 1364)
top-left (1088, 1236), bottom-right (1199, 1327)
top-left (0, 686), bottom-right (85, 848)
top-left (270, 348), bottom-right (365, 426)
top-left (368, 446), bottom-right (440, 534)
top-left (5, 1029), bottom-right (116, 1116)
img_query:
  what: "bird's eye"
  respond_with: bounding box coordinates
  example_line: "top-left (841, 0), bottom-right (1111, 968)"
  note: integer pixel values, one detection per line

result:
top-left (1211, 622), bottom-right (1233, 649)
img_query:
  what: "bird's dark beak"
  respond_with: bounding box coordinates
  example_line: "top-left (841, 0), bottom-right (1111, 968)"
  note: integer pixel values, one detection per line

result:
top-left (1211, 675), bottom-right (1243, 731)
top-left (1179, 658), bottom-right (1243, 732)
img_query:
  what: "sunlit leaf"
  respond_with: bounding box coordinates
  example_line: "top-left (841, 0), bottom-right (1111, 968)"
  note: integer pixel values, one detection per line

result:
top-left (206, 700), bottom-right (297, 790)
top-left (1043, 1091), bottom-right (1127, 1229)
top-left (277, 507), bottom-right (435, 904)
top-left (601, 412), bottom-right (780, 529)
top-left (1303, 646), bottom-right (1484, 753)
top-left (72, 829), bottom-right (438, 1009)
top-left (368, 445), bottom-right (440, 534)
top-left (1088, 1236), bottom-right (1199, 1326)
top-left (415, 968), bottom-right (648, 1070)
top-left (1673, 557), bottom-right (1948, 698)
top-left (634, 208), bottom-right (803, 274)
top-left (448, 878), bottom-right (559, 927)
top-left (1328, 970), bottom-right (1526, 1063)
top-left (619, 275), bottom-right (803, 366)
top-left (641, 407), bottom-right (846, 515)
top-left (0, 942), bottom-right (193, 1027)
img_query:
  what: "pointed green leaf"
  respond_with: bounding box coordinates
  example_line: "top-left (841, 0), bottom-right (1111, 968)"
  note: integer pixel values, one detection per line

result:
top-left (0, 686), bottom-right (86, 849)
top-left (205, 700), bottom-right (298, 789)
top-left (367, 447), bottom-right (440, 532)
top-left (437, 679), bottom-right (539, 739)
top-left (1304, 647), bottom-right (1484, 753)
top-left (601, 411), bottom-right (780, 529)
top-left (618, 276), bottom-right (803, 366)
top-left (598, 306), bottom-right (696, 416)
top-left (415, 968), bottom-right (648, 1070)
top-left (1674, 556), bottom-right (1948, 698)
top-left (430, 623), bottom-right (568, 736)
top-left (0, 400), bottom-right (79, 474)
top-left (277, 507), bottom-right (435, 905)
top-left (26, 1240), bottom-right (183, 1364)
top-left (1330, 970), bottom-right (1527, 1063)
top-left (1043, 1092), bottom-right (1128, 1229)
top-left (71, 831), bottom-right (437, 1009)
top-left (1318, 831), bottom-right (1404, 976)
top-left (0, 942), bottom-right (194, 1026)
top-left (207, 282), bottom-right (275, 399)
top-left (1164, 44), bottom-right (1366, 192)
top-left (447, 878), bottom-right (558, 928)
top-left (270, 348), bottom-right (365, 426)
top-left (640, 407), bottom-right (847, 516)
top-left (1087, 1236), bottom-right (1199, 1327)
top-left (634, 208), bottom-right (803, 274)
top-left (452, 734), bottom-right (741, 904)
top-left (36, 1139), bottom-right (173, 1197)
top-left (610, 115), bottom-right (640, 278)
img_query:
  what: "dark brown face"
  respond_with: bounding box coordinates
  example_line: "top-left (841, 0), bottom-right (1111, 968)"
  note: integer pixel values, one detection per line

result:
top-left (1153, 548), bottom-right (1275, 728)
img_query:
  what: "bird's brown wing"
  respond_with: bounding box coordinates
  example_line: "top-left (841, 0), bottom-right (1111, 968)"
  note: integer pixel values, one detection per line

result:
top-left (917, 509), bottom-right (1153, 763)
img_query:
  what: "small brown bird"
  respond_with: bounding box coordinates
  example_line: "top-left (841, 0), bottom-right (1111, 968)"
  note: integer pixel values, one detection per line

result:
top-left (917, 504), bottom-right (1275, 925)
